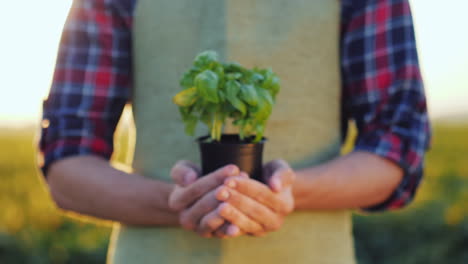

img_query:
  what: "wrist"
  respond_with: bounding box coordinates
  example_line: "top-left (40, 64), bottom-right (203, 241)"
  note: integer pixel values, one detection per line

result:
top-left (145, 179), bottom-right (180, 226)
top-left (144, 177), bottom-right (177, 212)
top-left (292, 167), bottom-right (323, 210)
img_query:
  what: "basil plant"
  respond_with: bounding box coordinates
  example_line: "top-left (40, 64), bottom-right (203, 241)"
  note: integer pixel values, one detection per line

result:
top-left (173, 50), bottom-right (280, 142)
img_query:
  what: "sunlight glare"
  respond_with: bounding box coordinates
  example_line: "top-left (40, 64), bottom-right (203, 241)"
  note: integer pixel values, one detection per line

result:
top-left (0, 0), bottom-right (72, 122)
top-left (410, 0), bottom-right (468, 118)
top-left (1, 0), bottom-right (467, 124)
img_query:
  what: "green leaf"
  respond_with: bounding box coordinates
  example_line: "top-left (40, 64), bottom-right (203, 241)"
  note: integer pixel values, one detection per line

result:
top-left (195, 70), bottom-right (219, 103)
top-left (256, 86), bottom-right (274, 106)
top-left (173, 87), bottom-right (198, 107)
top-left (242, 120), bottom-right (255, 136)
top-left (269, 76), bottom-right (280, 97)
top-left (200, 110), bottom-right (212, 127)
top-left (262, 69), bottom-right (280, 97)
top-left (184, 115), bottom-right (198, 135)
top-left (218, 89), bottom-right (226, 102)
top-left (194, 50), bottom-right (219, 68)
top-left (225, 81), bottom-right (247, 116)
top-left (200, 103), bottom-right (216, 127)
top-left (174, 50), bottom-right (281, 141)
top-left (226, 80), bottom-right (240, 97)
top-left (213, 63), bottom-right (224, 75)
top-left (226, 73), bottom-right (242, 80)
top-left (223, 62), bottom-right (244, 73)
top-left (254, 123), bottom-right (265, 142)
top-left (251, 73), bottom-right (264, 83)
top-left (252, 89), bottom-right (272, 122)
top-left (240, 84), bottom-right (258, 106)
top-left (179, 107), bottom-right (191, 119)
top-left (178, 107), bottom-right (198, 136)
top-left (229, 110), bottom-right (242, 120)
top-left (180, 69), bottom-right (198, 88)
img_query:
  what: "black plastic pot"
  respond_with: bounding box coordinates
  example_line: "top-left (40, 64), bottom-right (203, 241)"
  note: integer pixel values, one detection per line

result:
top-left (198, 134), bottom-right (266, 182)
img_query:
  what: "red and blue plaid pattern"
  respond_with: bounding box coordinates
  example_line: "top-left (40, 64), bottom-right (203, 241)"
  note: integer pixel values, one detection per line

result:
top-left (40, 0), bottom-right (431, 211)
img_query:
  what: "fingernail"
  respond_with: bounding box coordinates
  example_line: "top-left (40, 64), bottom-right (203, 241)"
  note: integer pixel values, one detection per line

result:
top-left (226, 180), bottom-right (237, 189)
top-left (227, 165), bottom-right (239, 175)
top-left (184, 171), bottom-right (196, 185)
top-left (219, 189), bottom-right (230, 200)
top-left (227, 225), bottom-right (240, 236)
top-left (272, 177), bottom-right (282, 191)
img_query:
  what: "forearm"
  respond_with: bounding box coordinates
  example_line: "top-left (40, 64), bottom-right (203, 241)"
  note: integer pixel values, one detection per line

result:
top-left (293, 151), bottom-right (403, 210)
top-left (47, 155), bottom-right (179, 226)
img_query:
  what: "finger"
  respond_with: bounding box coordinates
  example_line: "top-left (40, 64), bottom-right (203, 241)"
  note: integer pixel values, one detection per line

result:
top-left (170, 160), bottom-right (201, 186)
top-left (214, 223), bottom-right (244, 238)
top-left (262, 159), bottom-right (288, 180)
top-left (263, 160), bottom-right (295, 192)
top-left (239, 171), bottom-right (249, 178)
top-left (213, 222), bottom-right (231, 239)
top-left (197, 210), bottom-right (226, 238)
top-left (265, 159), bottom-right (290, 172)
top-left (217, 186), bottom-right (283, 232)
top-left (170, 165), bottom-right (240, 211)
top-left (223, 177), bottom-right (290, 215)
top-left (269, 167), bottom-right (295, 193)
top-left (179, 189), bottom-right (220, 231)
top-left (217, 203), bottom-right (264, 236)
top-left (226, 224), bottom-right (244, 237)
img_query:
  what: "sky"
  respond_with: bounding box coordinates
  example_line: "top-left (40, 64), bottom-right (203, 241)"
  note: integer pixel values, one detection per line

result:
top-left (0, 0), bottom-right (467, 124)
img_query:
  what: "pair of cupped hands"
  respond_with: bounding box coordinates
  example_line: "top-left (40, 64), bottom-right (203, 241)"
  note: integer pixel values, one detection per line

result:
top-left (168, 159), bottom-right (296, 238)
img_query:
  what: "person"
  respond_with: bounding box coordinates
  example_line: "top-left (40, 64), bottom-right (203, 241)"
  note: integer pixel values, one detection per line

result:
top-left (39, 0), bottom-right (430, 263)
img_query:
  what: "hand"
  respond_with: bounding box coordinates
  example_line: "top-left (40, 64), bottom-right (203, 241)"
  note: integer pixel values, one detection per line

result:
top-left (168, 160), bottom-right (242, 238)
top-left (214, 159), bottom-right (295, 237)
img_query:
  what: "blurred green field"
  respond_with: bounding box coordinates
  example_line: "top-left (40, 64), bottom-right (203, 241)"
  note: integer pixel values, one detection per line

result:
top-left (1, 122), bottom-right (467, 263)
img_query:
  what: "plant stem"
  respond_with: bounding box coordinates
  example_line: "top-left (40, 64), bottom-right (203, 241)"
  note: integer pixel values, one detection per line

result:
top-left (211, 113), bottom-right (216, 141)
top-left (211, 111), bottom-right (223, 141)
top-left (216, 113), bottom-right (222, 141)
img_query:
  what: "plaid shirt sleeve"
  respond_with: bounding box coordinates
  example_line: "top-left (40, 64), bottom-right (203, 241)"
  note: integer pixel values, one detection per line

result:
top-left (40, 0), bottom-right (430, 212)
top-left (341, 0), bottom-right (431, 211)
top-left (39, 0), bottom-right (135, 175)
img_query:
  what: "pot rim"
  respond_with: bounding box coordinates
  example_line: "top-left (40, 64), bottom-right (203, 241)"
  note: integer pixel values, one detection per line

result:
top-left (197, 134), bottom-right (267, 146)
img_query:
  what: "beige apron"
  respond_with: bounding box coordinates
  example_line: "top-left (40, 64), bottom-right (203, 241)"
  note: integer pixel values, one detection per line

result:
top-left (108, 0), bottom-right (356, 263)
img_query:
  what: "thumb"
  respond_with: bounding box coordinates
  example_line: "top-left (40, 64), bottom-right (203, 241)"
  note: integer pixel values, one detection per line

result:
top-left (267, 161), bottom-right (295, 192)
top-left (170, 160), bottom-right (200, 187)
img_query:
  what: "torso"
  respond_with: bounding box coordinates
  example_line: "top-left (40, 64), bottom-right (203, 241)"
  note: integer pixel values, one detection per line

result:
top-left (108, 1), bottom-right (356, 263)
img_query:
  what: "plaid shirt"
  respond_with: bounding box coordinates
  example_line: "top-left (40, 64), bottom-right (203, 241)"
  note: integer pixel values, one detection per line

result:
top-left (40, 0), bottom-right (431, 211)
